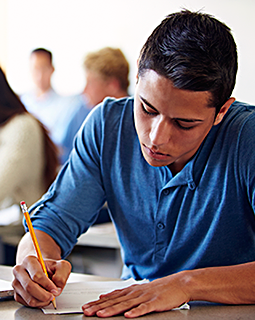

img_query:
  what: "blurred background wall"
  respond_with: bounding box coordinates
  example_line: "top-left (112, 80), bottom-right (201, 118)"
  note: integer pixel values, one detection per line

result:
top-left (1, 0), bottom-right (254, 104)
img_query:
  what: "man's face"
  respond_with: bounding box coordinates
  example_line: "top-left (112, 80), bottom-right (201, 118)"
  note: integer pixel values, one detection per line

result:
top-left (134, 70), bottom-right (219, 174)
top-left (83, 70), bottom-right (112, 107)
top-left (30, 52), bottom-right (54, 93)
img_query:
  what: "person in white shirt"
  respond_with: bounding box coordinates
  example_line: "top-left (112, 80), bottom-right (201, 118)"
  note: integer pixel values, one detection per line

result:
top-left (20, 48), bottom-right (79, 163)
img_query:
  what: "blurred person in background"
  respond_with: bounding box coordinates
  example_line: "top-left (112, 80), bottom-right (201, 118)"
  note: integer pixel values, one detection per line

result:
top-left (20, 48), bottom-right (79, 164)
top-left (0, 67), bottom-right (59, 209)
top-left (0, 67), bottom-right (59, 264)
top-left (61, 47), bottom-right (130, 164)
top-left (83, 46), bottom-right (129, 107)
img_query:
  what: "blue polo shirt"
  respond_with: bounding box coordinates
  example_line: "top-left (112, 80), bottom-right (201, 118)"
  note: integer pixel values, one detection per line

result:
top-left (26, 97), bottom-right (255, 281)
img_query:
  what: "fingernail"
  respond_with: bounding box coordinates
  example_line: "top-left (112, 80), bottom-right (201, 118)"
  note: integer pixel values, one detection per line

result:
top-left (51, 288), bottom-right (61, 295)
top-left (97, 310), bottom-right (107, 316)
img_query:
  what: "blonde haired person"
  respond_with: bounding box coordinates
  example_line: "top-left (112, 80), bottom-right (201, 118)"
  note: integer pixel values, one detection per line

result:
top-left (61, 47), bottom-right (129, 164)
top-left (83, 47), bottom-right (129, 106)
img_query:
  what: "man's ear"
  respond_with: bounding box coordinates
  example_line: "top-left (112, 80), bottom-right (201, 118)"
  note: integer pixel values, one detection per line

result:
top-left (136, 59), bottom-right (139, 83)
top-left (136, 73), bottom-right (139, 84)
top-left (50, 65), bottom-right (55, 76)
top-left (214, 97), bottom-right (235, 125)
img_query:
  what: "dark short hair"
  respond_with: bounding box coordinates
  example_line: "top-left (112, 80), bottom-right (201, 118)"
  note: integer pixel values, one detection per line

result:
top-left (31, 48), bottom-right (53, 64)
top-left (138, 10), bottom-right (238, 114)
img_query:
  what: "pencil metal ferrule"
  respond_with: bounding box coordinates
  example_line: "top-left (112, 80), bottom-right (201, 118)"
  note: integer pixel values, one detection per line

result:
top-left (20, 201), bottom-right (28, 214)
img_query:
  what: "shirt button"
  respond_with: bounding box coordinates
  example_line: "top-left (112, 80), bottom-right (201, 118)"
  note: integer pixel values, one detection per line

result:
top-left (157, 222), bottom-right (165, 230)
top-left (188, 181), bottom-right (196, 190)
top-left (163, 189), bottom-right (170, 195)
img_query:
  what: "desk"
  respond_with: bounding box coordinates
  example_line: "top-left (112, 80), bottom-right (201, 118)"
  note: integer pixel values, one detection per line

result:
top-left (1, 265), bottom-right (255, 320)
top-left (77, 223), bottom-right (120, 249)
top-left (69, 223), bottom-right (122, 278)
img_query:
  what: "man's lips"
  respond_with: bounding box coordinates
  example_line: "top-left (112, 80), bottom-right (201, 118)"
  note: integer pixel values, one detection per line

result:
top-left (143, 144), bottom-right (170, 160)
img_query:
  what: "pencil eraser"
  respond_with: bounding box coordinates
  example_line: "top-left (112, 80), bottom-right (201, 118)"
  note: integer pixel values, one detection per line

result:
top-left (20, 201), bottom-right (25, 205)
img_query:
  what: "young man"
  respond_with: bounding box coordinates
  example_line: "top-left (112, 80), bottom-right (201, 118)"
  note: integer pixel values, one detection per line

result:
top-left (13, 10), bottom-right (255, 318)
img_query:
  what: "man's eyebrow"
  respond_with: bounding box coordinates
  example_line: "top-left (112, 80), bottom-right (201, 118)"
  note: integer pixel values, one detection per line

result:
top-left (139, 95), bottom-right (203, 122)
top-left (139, 96), bottom-right (158, 111)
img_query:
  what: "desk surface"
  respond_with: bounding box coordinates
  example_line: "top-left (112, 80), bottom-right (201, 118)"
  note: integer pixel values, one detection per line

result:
top-left (1, 265), bottom-right (255, 320)
top-left (77, 222), bottom-right (120, 249)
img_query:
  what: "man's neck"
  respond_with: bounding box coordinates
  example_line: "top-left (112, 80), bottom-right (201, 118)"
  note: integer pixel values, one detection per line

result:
top-left (35, 86), bottom-right (52, 98)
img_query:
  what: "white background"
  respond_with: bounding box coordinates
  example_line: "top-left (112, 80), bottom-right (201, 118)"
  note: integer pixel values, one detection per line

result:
top-left (2, 0), bottom-right (255, 104)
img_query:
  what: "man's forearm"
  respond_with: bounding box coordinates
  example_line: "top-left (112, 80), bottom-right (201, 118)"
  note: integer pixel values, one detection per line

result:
top-left (183, 261), bottom-right (255, 304)
top-left (16, 230), bottom-right (62, 264)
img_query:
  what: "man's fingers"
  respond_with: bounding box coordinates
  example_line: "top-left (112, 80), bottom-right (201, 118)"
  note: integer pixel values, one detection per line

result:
top-left (85, 295), bottom-right (153, 318)
top-left (50, 259), bottom-right (72, 290)
top-left (87, 284), bottom-right (145, 306)
top-left (124, 301), bottom-right (156, 318)
top-left (12, 277), bottom-right (53, 308)
top-left (82, 277), bottom-right (189, 318)
top-left (14, 262), bottom-right (58, 296)
top-left (99, 285), bottom-right (142, 299)
top-left (14, 288), bottom-right (52, 308)
top-left (82, 286), bottom-right (148, 317)
top-left (12, 257), bottom-right (63, 307)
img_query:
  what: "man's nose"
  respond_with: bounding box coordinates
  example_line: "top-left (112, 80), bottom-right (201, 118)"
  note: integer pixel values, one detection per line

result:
top-left (149, 117), bottom-right (171, 146)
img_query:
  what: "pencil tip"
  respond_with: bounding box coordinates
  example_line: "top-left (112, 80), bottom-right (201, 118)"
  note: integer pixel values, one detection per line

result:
top-left (52, 299), bottom-right (57, 309)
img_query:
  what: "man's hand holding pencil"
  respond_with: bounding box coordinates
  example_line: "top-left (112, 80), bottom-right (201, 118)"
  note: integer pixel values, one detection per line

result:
top-left (12, 201), bottom-right (71, 309)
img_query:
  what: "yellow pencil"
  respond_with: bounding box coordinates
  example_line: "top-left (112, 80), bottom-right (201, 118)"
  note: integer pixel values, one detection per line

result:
top-left (20, 201), bottom-right (57, 309)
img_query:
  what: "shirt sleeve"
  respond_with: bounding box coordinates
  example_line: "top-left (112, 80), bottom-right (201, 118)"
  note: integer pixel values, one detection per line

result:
top-left (26, 102), bottom-right (107, 258)
top-left (239, 116), bottom-right (255, 210)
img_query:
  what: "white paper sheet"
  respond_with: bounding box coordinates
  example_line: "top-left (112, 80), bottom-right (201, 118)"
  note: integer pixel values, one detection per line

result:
top-left (42, 278), bottom-right (189, 314)
top-left (0, 279), bottom-right (14, 298)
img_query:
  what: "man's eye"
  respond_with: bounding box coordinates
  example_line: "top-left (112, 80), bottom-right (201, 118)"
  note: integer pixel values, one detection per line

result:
top-left (175, 120), bottom-right (194, 131)
top-left (141, 103), bottom-right (157, 116)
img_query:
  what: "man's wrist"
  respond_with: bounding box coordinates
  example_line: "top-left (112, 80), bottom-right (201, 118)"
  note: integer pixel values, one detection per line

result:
top-left (175, 268), bottom-right (208, 302)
